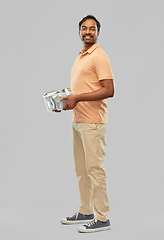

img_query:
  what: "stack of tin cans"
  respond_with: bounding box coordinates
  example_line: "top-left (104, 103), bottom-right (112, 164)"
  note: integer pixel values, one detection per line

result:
top-left (43, 88), bottom-right (72, 111)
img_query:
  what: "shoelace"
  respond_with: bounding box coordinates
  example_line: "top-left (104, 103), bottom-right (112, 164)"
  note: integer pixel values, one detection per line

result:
top-left (68, 212), bottom-right (79, 220)
top-left (86, 219), bottom-right (97, 227)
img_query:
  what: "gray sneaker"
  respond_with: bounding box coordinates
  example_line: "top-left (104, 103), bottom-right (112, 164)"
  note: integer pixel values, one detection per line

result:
top-left (60, 212), bottom-right (94, 225)
top-left (78, 219), bottom-right (111, 233)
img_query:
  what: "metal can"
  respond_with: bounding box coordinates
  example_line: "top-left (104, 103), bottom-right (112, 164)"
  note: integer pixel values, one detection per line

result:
top-left (43, 88), bottom-right (72, 111)
top-left (43, 90), bottom-right (59, 111)
top-left (61, 88), bottom-right (71, 96)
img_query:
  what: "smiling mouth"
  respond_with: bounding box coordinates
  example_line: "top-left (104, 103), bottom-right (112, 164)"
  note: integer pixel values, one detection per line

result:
top-left (83, 35), bottom-right (92, 40)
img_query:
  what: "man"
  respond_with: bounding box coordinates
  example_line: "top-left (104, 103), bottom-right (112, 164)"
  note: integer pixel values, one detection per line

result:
top-left (59, 15), bottom-right (114, 233)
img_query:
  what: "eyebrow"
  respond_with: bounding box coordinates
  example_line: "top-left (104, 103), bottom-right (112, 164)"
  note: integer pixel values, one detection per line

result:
top-left (81, 26), bottom-right (96, 28)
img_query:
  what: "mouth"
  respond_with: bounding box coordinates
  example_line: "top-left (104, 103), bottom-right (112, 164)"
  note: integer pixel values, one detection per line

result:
top-left (83, 35), bottom-right (93, 40)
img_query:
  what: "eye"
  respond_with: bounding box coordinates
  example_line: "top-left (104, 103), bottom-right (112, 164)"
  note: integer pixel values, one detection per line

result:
top-left (90, 28), bottom-right (96, 31)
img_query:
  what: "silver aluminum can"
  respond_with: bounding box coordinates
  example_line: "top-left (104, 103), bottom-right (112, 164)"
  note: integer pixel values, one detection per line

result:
top-left (43, 90), bottom-right (59, 111)
top-left (43, 88), bottom-right (72, 111)
top-left (61, 88), bottom-right (71, 96)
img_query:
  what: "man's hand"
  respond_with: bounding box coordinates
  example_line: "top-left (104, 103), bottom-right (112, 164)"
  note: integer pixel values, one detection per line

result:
top-left (61, 95), bottom-right (79, 111)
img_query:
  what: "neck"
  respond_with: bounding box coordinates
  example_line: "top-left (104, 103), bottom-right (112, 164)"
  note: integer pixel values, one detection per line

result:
top-left (83, 42), bottom-right (96, 52)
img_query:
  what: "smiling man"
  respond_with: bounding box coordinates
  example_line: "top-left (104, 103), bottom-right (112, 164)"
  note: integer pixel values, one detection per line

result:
top-left (60, 15), bottom-right (114, 233)
top-left (79, 18), bottom-right (99, 47)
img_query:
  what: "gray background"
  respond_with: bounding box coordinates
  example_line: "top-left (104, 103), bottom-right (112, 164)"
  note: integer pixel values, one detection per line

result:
top-left (0, 0), bottom-right (164, 239)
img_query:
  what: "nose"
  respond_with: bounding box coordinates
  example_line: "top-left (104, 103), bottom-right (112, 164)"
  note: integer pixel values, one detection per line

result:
top-left (86, 28), bottom-right (90, 34)
top-left (85, 28), bottom-right (90, 34)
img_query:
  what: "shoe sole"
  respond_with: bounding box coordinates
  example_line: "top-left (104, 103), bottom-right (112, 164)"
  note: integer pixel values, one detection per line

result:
top-left (78, 225), bottom-right (111, 233)
top-left (60, 218), bottom-right (94, 225)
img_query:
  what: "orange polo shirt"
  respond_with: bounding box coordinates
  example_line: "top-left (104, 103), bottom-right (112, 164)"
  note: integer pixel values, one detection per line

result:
top-left (71, 43), bottom-right (114, 123)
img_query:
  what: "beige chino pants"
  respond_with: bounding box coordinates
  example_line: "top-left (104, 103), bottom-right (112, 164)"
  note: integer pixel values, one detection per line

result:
top-left (72, 122), bottom-right (109, 222)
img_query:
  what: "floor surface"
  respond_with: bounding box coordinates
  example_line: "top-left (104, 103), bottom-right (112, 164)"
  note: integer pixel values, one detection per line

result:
top-left (0, 202), bottom-right (163, 240)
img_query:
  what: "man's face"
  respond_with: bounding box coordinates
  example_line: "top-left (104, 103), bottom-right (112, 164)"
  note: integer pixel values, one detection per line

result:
top-left (79, 19), bottom-right (99, 45)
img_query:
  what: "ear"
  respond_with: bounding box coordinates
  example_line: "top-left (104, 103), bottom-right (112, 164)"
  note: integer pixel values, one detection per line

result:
top-left (78, 30), bottom-right (81, 37)
top-left (97, 31), bottom-right (100, 36)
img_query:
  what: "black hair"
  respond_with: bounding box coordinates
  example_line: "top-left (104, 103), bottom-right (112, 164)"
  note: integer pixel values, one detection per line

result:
top-left (79, 15), bottom-right (101, 32)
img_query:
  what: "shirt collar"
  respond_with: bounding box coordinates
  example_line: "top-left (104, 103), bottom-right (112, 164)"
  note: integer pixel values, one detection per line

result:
top-left (79, 42), bottom-right (99, 56)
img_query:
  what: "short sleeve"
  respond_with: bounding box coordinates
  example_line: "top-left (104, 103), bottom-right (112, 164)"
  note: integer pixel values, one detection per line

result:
top-left (94, 51), bottom-right (114, 81)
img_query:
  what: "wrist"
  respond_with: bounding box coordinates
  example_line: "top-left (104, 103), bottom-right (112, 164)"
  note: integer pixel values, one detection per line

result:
top-left (76, 94), bottom-right (81, 103)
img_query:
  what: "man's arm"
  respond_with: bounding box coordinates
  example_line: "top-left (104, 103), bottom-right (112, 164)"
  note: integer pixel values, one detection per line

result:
top-left (62, 79), bottom-right (114, 111)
